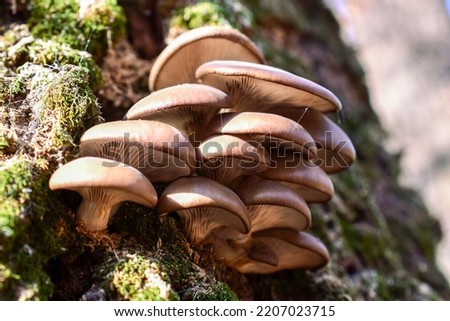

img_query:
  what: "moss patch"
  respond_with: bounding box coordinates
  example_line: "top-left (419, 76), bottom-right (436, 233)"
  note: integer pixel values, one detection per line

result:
top-left (27, 0), bottom-right (126, 61)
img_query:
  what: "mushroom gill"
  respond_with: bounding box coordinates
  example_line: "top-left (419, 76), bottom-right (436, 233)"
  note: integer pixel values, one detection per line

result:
top-left (196, 134), bottom-right (270, 188)
top-left (196, 60), bottom-right (342, 113)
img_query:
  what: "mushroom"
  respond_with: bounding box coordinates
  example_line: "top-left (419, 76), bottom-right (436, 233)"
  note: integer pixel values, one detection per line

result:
top-left (196, 60), bottom-right (342, 113)
top-left (124, 84), bottom-right (231, 143)
top-left (204, 226), bottom-right (280, 271)
top-left (158, 176), bottom-right (250, 245)
top-left (233, 176), bottom-right (311, 233)
top-left (79, 120), bottom-right (196, 183)
top-left (206, 226), bottom-right (329, 274)
top-left (207, 111), bottom-right (318, 160)
top-left (269, 107), bottom-right (356, 173)
top-left (251, 228), bottom-right (330, 272)
top-left (149, 26), bottom-right (266, 91)
top-left (49, 157), bottom-right (158, 231)
top-left (196, 134), bottom-right (270, 188)
top-left (257, 153), bottom-right (334, 203)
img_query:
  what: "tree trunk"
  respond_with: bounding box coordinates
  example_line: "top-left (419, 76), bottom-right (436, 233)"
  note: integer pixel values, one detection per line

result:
top-left (1, 0), bottom-right (448, 300)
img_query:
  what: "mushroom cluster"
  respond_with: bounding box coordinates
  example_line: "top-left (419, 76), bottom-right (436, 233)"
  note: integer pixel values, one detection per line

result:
top-left (49, 26), bottom-right (355, 274)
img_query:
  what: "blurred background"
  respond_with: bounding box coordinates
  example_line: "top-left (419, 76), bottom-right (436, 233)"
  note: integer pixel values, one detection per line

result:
top-left (326, 0), bottom-right (450, 279)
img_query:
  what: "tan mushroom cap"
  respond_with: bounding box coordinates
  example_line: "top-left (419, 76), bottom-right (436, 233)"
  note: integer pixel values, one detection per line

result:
top-left (80, 120), bottom-right (196, 183)
top-left (49, 157), bottom-right (158, 231)
top-left (270, 107), bottom-right (356, 173)
top-left (196, 134), bottom-right (270, 187)
top-left (124, 84), bottom-right (231, 142)
top-left (257, 154), bottom-right (334, 203)
top-left (158, 176), bottom-right (250, 245)
top-left (149, 26), bottom-right (266, 91)
top-left (207, 112), bottom-right (318, 160)
top-left (251, 228), bottom-right (330, 272)
top-left (234, 177), bottom-right (311, 233)
top-left (196, 60), bottom-right (342, 113)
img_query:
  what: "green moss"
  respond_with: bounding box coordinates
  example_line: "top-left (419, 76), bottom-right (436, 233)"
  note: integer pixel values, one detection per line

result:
top-left (5, 34), bottom-right (103, 90)
top-left (108, 207), bottom-right (236, 301)
top-left (41, 65), bottom-right (101, 152)
top-left (169, 1), bottom-right (254, 32)
top-left (104, 254), bottom-right (179, 301)
top-left (0, 156), bottom-right (78, 300)
top-left (28, 0), bottom-right (126, 61)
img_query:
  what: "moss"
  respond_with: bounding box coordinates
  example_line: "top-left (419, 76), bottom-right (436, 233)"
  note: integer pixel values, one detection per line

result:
top-left (103, 254), bottom-right (179, 301)
top-left (27, 0), bottom-right (126, 61)
top-left (40, 65), bottom-right (101, 153)
top-left (169, 1), bottom-right (254, 32)
top-left (4, 30), bottom-right (103, 90)
top-left (107, 207), bottom-right (236, 301)
top-left (0, 156), bottom-right (78, 300)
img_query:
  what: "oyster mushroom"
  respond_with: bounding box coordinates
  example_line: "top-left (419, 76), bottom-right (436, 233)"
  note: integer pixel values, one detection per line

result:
top-left (234, 176), bottom-right (311, 233)
top-left (206, 226), bottom-right (329, 274)
top-left (269, 107), bottom-right (356, 173)
top-left (79, 120), bottom-right (196, 183)
top-left (196, 60), bottom-right (342, 113)
top-left (204, 226), bottom-right (279, 271)
top-left (251, 228), bottom-right (330, 272)
top-left (207, 111), bottom-right (318, 160)
top-left (49, 157), bottom-right (158, 231)
top-left (257, 153), bottom-right (334, 203)
top-left (158, 176), bottom-right (250, 245)
top-left (196, 134), bottom-right (270, 188)
top-left (149, 26), bottom-right (266, 91)
top-left (124, 84), bottom-right (231, 143)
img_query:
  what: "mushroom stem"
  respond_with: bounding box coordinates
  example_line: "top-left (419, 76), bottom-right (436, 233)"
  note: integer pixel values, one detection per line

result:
top-left (76, 199), bottom-right (115, 231)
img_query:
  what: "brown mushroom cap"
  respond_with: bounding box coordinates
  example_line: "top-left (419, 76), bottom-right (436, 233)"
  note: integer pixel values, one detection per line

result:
top-left (158, 176), bottom-right (250, 245)
top-left (79, 120), bottom-right (196, 183)
top-left (149, 26), bottom-right (266, 91)
top-left (124, 84), bottom-right (231, 143)
top-left (207, 112), bottom-right (318, 160)
top-left (196, 60), bottom-right (342, 113)
top-left (251, 228), bottom-right (330, 271)
top-left (196, 134), bottom-right (270, 187)
top-left (257, 154), bottom-right (334, 203)
top-left (269, 107), bottom-right (356, 173)
top-left (49, 157), bottom-right (158, 231)
top-left (234, 177), bottom-right (311, 233)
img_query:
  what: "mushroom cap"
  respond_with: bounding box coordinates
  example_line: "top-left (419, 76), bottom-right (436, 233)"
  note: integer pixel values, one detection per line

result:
top-left (269, 107), bottom-right (356, 173)
top-left (196, 60), bottom-right (342, 113)
top-left (257, 154), bottom-right (334, 203)
top-left (196, 134), bottom-right (270, 186)
top-left (234, 177), bottom-right (311, 232)
top-left (207, 112), bottom-right (317, 159)
top-left (251, 228), bottom-right (330, 272)
top-left (149, 26), bottom-right (266, 91)
top-left (79, 120), bottom-right (196, 183)
top-left (49, 157), bottom-right (158, 231)
top-left (158, 176), bottom-right (250, 244)
top-left (124, 84), bottom-right (231, 141)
